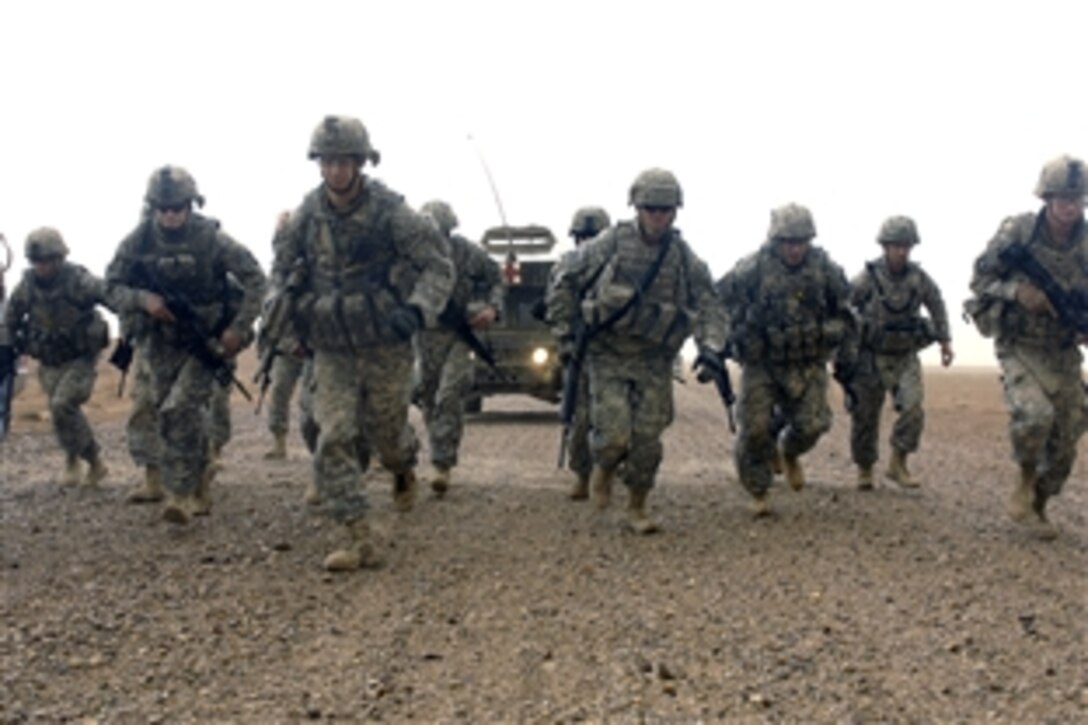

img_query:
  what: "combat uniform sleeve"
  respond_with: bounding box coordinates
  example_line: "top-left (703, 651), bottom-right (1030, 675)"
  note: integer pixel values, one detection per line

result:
top-left (389, 205), bottom-right (454, 328)
top-left (217, 232), bottom-right (268, 339)
top-left (69, 265), bottom-right (124, 314)
top-left (686, 253), bottom-right (727, 353)
top-left (919, 268), bottom-right (951, 342)
top-left (969, 215), bottom-right (1028, 303)
top-left (825, 257), bottom-right (860, 368)
top-left (3, 277), bottom-right (30, 333)
top-left (848, 267), bottom-right (873, 309)
top-left (715, 252), bottom-right (759, 354)
top-left (546, 232), bottom-right (616, 340)
top-left (104, 231), bottom-right (151, 315)
top-left (472, 244), bottom-right (504, 312)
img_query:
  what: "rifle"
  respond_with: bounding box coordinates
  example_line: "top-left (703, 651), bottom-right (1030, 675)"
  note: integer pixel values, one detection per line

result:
top-left (253, 260), bottom-right (308, 413)
top-left (557, 230), bottom-right (675, 468)
top-left (0, 343), bottom-right (14, 441)
top-left (695, 350), bottom-right (736, 433)
top-left (135, 263), bottom-right (252, 400)
top-left (438, 301), bottom-right (504, 378)
top-left (107, 337), bottom-right (135, 397)
top-left (998, 240), bottom-right (1088, 335)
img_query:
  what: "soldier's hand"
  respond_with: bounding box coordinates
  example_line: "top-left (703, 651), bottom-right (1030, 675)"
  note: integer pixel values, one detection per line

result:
top-left (693, 346), bottom-right (724, 384)
top-left (1015, 282), bottom-right (1057, 318)
top-left (469, 305), bottom-right (497, 330)
top-left (389, 305), bottom-right (423, 341)
top-left (940, 341), bottom-right (954, 368)
top-left (219, 328), bottom-right (243, 358)
top-left (142, 292), bottom-right (176, 323)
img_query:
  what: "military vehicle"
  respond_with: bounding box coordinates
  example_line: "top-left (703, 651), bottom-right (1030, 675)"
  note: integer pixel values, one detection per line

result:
top-left (465, 224), bottom-right (562, 412)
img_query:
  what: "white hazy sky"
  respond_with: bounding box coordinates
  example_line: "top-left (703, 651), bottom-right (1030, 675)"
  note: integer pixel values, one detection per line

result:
top-left (2, 0), bottom-right (1085, 366)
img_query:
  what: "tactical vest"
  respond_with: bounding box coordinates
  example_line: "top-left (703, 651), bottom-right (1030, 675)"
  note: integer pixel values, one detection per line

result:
top-left (737, 247), bottom-right (845, 365)
top-left (19, 265), bottom-right (108, 366)
top-left (580, 223), bottom-right (696, 352)
top-left (298, 182), bottom-right (409, 350)
top-left (127, 215), bottom-right (233, 343)
top-left (862, 261), bottom-right (935, 354)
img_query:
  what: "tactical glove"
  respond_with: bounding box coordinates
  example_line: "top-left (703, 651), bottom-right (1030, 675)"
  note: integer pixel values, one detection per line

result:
top-left (390, 305), bottom-right (423, 341)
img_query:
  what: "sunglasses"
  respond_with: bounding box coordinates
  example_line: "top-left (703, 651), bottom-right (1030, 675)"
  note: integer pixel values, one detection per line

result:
top-left (640, 205), bottom-right (675, 214)
top-left (156, 203), bottom-right (189, 214)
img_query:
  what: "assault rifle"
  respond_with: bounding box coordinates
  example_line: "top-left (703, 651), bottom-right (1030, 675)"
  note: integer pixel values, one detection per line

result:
top-left (108, 337), bottom-right (134, 397)
top-left (0, 342), bottom-right (15, 441)
top-left (695, 348), bottom-right (736, 433)
top-left (135, 263), bottom-right (252, 400)
top-left (998, 241), bottom-right (1088, 335)
top-left (438, 300), bottom-right (504, 378)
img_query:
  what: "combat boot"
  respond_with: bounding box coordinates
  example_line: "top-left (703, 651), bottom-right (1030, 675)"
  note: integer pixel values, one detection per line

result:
top-left (857, 464), bottom-right (874, 491)
top-left (626, 488), bottom-right (660, 535)
top-left (431, 466), bottom-right (451, 498)
top-left (84, 454), bottom-right (109, 487)
top-left (193, 462), bottom-right (216, 517)
top-left (770, 447), bottom-right (785, 476)
top-left (1007, 464), bottom-right (1035, 523)
top-left (304, 479), bottom-right (322, 506)
top-left (569, 473), bottom-right (590, 501)
top-left (162, 492), bottom-right (198, 526)
top-left (751, 491), bottom-right (773, 518)
top-left (885, 449), bottom-right (919, 488)
top-left (784, 455), bottom-right (805, 492)
top-left (61, 455), bottom-right (82, 487)
top-left (264, 433), bottom-right (287, 461)
top-left (393, 469), bottom-right (417, 512)
top-left (590, 466), bottom-right (614, 511)
top-left (323, 517), bottom-right (382, 572)
top-left (1028, 488), bottom-right (1058, 541)
top-left (128, 466), bottom-right (165, 504)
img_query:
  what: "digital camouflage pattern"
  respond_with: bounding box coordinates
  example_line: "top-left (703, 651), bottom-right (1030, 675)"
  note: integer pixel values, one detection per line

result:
top-left (1034, 155), bottom-right (1087, 199)
top-left (272, 175), bottom-right (452, 522)
top-left (266, 353), bottom-right (304, 438)
top-left (24, 227), bottom-right (70, 260)
top-left (716, 221), bottom-right (855, 498)
top-left (308, 115), bottom-right (381, 165)
top-left (549, 219), bottom-right (726, 492)
top-left (145, 166), bottom-right (204, 209)
top-left (569, 207), bottom-right (611, 239)
top-left (106, 211), bottom-right (266, 499)
top-left (848, 256), bottom-right (950, 468)
top-left (968, 209), bottom-right (1087, 499)
top-left (628, 168), bottom-right (683, 208)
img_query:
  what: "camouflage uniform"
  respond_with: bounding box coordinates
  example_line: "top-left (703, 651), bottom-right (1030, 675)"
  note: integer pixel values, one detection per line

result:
top-left (415, 200), bottom-right (502, 487)
top-left (266, 353), bottom-right (304, 439)
top-left (4, 228), bottom-right (123, 483)
top-left (106, 167), bottom-right (266, 522)
top-left (849, 216), bottom-right (951, 487)
top-left (550, 207), bottom-right (611, 495)
top-left (965, 155), bottom-right (1087, 538)
top-left (272, 116), bottom-right (453, 541)
top-left (549, 171), bottom-right (726, 532)
top-left (717, 204), bottom-right (856, 513)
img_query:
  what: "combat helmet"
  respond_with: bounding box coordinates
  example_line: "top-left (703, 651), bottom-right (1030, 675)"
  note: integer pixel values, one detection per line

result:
top-left (25, 227), bottom-right (69, 261)
top-left (420, 200), bottom-right (459, 235)
top-left (569, 207), bottom-right (611, 238)
top-left (1034, 155), bottom-right (1087, 199)
top-left (628, 168), bottom-right (683, 208)
top-left (877, 215), bottom-right (920, 245)
top-left (145, 166), bottom-right (204, 209)
top-left (768, 203), bottom-right (816, 240)
top-left (308, 115), bottom-right (381, 165)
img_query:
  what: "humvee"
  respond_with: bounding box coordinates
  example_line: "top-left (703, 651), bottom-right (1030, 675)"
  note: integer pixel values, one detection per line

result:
top-left (465, 224), bottom-right (562, 412)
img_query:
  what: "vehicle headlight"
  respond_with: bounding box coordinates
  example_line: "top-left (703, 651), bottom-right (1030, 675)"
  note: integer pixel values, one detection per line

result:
top-left (531, 347), bottom-right (549, 365)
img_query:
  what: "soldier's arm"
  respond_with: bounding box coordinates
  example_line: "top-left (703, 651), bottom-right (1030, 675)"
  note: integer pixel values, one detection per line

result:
top-left (3, 278), bottom-right (30, 332)
top-left (218, 233), bottom-right (269, 338)
top-left (390, 205), bottom-right (454, 328)
top-left (687, 253), bottom-right (727, 354)
top-left (920, 270), bottom-right (951, 342)
top-left (969, 217), bottom-right (1022, 303)
top-left (848, 268), bottom-right (872, 308)
top-left (473, 244), bottom-right (504, 312)
top-left (546, 234), bottom-right (611, 340)
top-left (103, 234), bottom-right (152, 315)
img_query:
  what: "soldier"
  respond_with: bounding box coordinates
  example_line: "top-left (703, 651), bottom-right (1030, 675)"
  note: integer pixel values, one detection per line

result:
top-left (965, 155), bottom-right (1087, 540)
top-left (106, 166), bottom-right (266, 524)
top-left (271, 116), bottom-right (453, 571)
top-left (717, 204), bottom-right (856, 516)
top-left (548, 169), bottom-right (726, 534)
top-left (848, 216), bottom-right (954, 490)
top-left (553, 206), bottom-right (611, 499)
top-left (4, 228), bottom-right (118, 485)
top-left (415, 200), bottom-right (502, 496)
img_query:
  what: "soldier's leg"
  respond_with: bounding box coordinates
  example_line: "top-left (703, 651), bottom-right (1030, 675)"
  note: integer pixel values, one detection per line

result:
top-left (359, 345), bottom-right (418, 511)
top-left (265, 354), bottom-right (303, 459)
top-left (126, 355), bottom-right (164, 503)
top-left (587, 359), bottom-right (634, 510)
top-left (779, 366), bottom-right (833, 460)
top-left (849, 370), bottom-right (886, 489)
top-left (733, 365), bottom-right (777, 513)
top-left (208, 381), bottom-right (231, 454)
top-left (312, 351), bottom-right (370, 519)
top-left (567, 371), bottom-right (593, 499)
top-left (158, 357), bottom-right (215, 524)
top-left (622, 361), bottom-right (674, 534)
top-left (428, 338), bottom-right (471, 492)
top-left (1035, 372), bottom-right (1086, 502)
top-left (56, 358), bottom-right (107, 485)
top-left (887, 356), bottom-right (924, 488)
top-left (999, 354), bottom-right (1056, 533)
top-left (37, 363), bottom-right (83, 485)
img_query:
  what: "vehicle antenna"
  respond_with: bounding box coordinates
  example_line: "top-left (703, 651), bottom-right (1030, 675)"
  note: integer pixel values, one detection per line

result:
top-left (467, 135), bottom-right (515, 256)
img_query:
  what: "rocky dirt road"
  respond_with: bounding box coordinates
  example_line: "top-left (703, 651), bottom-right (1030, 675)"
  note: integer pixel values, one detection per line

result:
top-left (2, 361), bottom-right (1086, 722)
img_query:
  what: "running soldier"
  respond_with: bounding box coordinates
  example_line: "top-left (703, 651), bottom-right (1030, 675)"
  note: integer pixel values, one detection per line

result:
top-left (271, 116), bottom-right (453, 571)
top-left (848, 216), bottom-right (954, 490)
top-left (415, 200), bottom-right (502, 496)
top-left (548, 169), bottom-right (726, 533)
top-left (106, 166), bottom-right (267, 524)
top-left (965, 154), bottom-right (1087, 539)
top-left (717, 204), bottom-right (856, 516)
top-left (4, 228), bottom-right (120, 484)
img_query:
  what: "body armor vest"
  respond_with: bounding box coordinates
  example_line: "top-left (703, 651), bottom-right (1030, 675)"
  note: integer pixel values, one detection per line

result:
top-left (862, 261), bottom-right (933, 354)
top-left (999, 230), bottom-right (1088, 347)
top-left (20, 265), bottom-right (108, 365)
